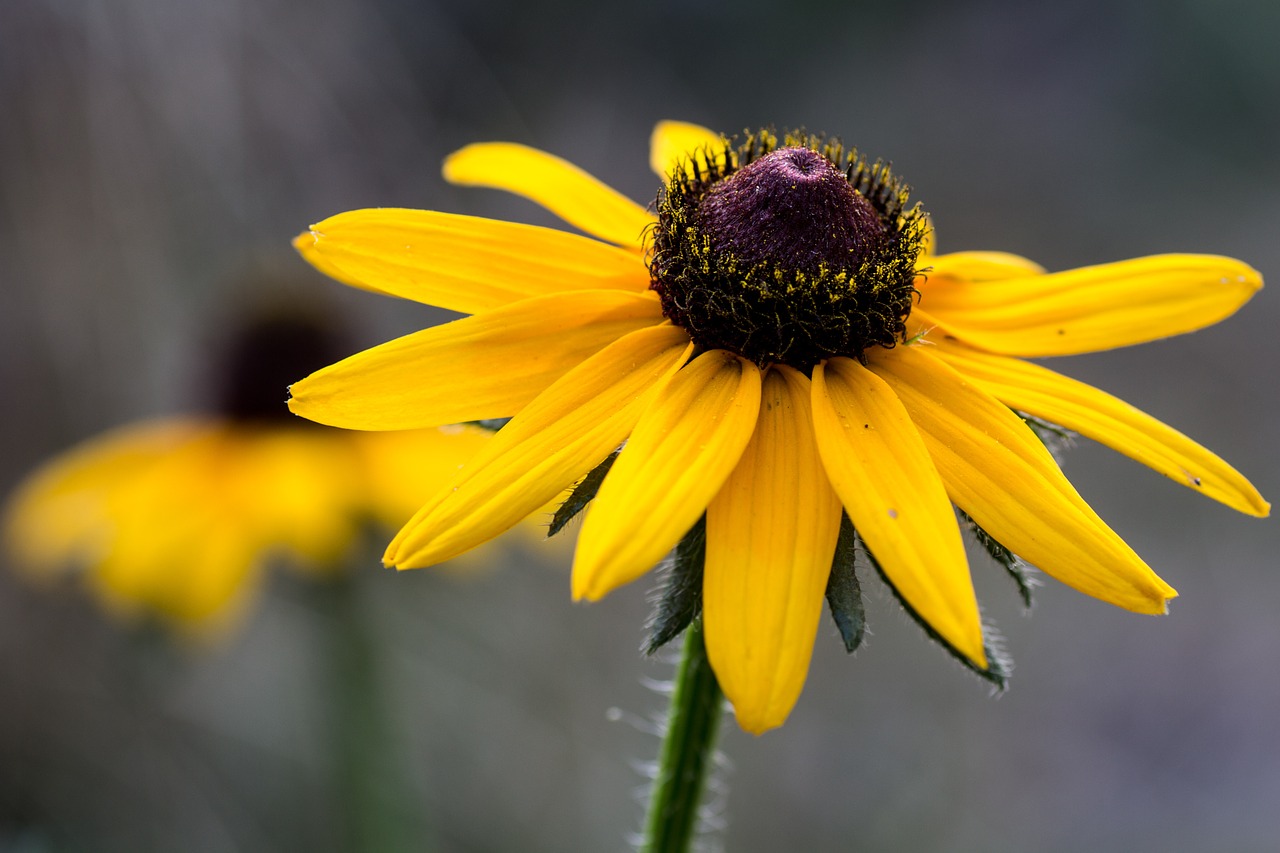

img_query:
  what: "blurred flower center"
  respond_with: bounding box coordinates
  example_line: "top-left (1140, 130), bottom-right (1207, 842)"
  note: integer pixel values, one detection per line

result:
top-left (218, 313), bottom-right (349, 422)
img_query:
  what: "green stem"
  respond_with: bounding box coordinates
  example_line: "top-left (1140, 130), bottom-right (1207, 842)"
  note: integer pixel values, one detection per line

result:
top-left (641, 618), bottom-right (725, 853)
top-left (321, 572), bottom-right (427, 853)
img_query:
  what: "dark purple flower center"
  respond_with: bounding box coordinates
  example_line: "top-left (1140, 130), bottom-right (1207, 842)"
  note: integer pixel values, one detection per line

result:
top-left (699, 147), bottom-right (886, 274)
top-left (648, 130), bottom-right (926, 369)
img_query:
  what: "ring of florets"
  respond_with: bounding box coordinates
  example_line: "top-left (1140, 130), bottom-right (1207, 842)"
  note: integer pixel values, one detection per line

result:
top-left (647, 129), bottom-right (928, 370)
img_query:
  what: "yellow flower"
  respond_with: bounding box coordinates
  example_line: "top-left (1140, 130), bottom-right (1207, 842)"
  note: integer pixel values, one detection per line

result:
top-left (289, 121), bottom-right (1268, 733)
top-left (4, 311), bottom-right (493, 640)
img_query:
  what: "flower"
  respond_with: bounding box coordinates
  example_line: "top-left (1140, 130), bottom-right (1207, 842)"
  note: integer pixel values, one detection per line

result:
top-left (4, 310), bottom-right (492, 639)
top-left (288, 122), bottom-right (1268, 733)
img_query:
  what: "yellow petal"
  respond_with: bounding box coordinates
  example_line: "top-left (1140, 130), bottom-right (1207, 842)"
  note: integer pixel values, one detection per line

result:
top-left (923, 251), bottom-right (1047, 282)
top-left (933, 344), bottom-right (1270, 517)
top-left (299, 209), bottom-right (650, 315)
top-left (573, 350), bottom-right (762, 601)
top-left (917, 254), bottom-right (1262, 356)
top-left (2, 418), bottom-right (209, 578)
top-left (226, 428), bottom-right (364, 572)
top-left (157, 531), bottom-right (261, 639)
top-left (869, 346), bottom-right (1176, 614)
top-left (293, 231), bottom-right (394, 297)
top-left (443, 142), bottom-right (654, 249)
top-left (289, 289), bottom-right (665, 430)
top-left (811, 358), bottom-right (987, 668)
top-left (704, 366), bottom-right (842, 734)
top-left (353, 426), bottom-right (494, 529)
top-left (87, 427), bottom-right (263, 634)
top-left (386, 325), bottom-right (694, 568)
top-left (649, 120), bottom-right (728, 179)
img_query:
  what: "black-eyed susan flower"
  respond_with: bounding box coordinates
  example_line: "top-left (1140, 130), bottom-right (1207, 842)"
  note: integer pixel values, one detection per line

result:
top-left (3, 309), bottom-right (491, 638)
top-left (288, 121), bottom-right (1268, 733)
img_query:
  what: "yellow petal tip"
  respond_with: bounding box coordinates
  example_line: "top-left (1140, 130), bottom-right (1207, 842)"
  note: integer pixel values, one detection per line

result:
top-left (1239, 262), bottom-right (1264, 292)
top-left (440, 148), bottom-right (468, 183)
top-left (570, 577), bottom-right (603, 603)
top-left (383, 548), bottom-right (423, 571)
top-left (735, 716), bottom-right (778, 737)
top-left (291, 231), bottom-right (314, 253)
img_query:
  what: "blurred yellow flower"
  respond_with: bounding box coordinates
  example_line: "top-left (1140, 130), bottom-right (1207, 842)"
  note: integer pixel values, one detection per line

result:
top-left (288, 122), bottom-right (1268, 733)
top-left (3, 305), bottom-right (494, 639)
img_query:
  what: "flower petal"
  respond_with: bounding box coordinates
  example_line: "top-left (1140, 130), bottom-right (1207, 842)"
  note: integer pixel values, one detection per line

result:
top-left (227, 429), bottom-right (365, 571)
top-left (386, 325), bottom-right (693, 568)
top-left (299, 209), bottom-right (650, 315)
top-left (811, 357), bottom-right (987, 668)
top-left (289, 290), bottom-right (665, 430)
top-left (704, 366), bottom-right (842, 734)
top-left (573, 350), bottom-right (762, 601)
top-left (293, 231), bottom-right (391, 297)
top-left (917, 254), bottom-right (1262, 356)
top-left (87, 428), bottom-right (264, 634)
top-left (869, 346), bottom-right (1177, 614)
top-left (443, 142), bottom-right (654, 248)
top-left (3, 419), bottom-right (209, 578)
top-left (353, 426), bottom-right (494, 529)
top-left (933, 344), bottom-right (1270, 518)
top-left (649, 120), bottom-right (728, 178)
top-left (923, 251), bottom-right (1047, 282)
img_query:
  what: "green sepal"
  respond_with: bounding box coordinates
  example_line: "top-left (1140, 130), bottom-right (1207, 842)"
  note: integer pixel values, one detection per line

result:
top-left (547, 450), bottom-right (619, 537)
top-left (643, 515), bottom-right (706, 655)
top-left (1019, 412), bottom-right (1076, 463)
top-left (958, 508), bottom-right (1038, 611)
top-left (825, 512), bottom-right (866, 654)
top-left (469, 417), bottom-right (512, 432)
top-left (860, 528), bottom-right (1011, 689)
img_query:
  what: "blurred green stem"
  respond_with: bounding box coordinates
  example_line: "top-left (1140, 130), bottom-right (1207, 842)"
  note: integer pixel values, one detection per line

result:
top-left (641, 618), bottom-right (724, 853)
top-left (322, 571), bottom-right (427, 852)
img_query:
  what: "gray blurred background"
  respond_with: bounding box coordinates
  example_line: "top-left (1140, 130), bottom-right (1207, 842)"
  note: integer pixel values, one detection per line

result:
top-left (2, 0), bottom-right (1279, 850)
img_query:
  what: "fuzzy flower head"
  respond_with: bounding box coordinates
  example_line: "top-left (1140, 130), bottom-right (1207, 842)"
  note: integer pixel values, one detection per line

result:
top-left (289, 122), bottom-right (1267, 733)
top-left (4, 308), bottom-right (491, 639)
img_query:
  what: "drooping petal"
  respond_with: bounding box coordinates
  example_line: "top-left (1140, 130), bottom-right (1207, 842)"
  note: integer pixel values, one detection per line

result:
top-left (573, 350), bottom-right (762, 601)
top-left (649, 120), bottom-right (729, 179)
top-left (289, 290), bottom-right (665, 430)
top-left (917, 254), bottom-right (1262, 356)
top-left (3, 418), bottom-right (209, 578)
top-left (933, 344), bottom-right (1270, 517)
top-left (869, 346), bottom-right (1177, 614)
top-left (299, 209), bottom-right (650, 315)
top-left (87, 427), bottom-right (264, 635)
top-left (443, 143), bottom-right (654, 249)
top-left (704, 366), bottom-right (842, 734)
top-left (386, 325), bottom-right (693, 568)
top-left (923, 251), bottom-right (1047, 282)
top-left (227, 429), bottom-right (365, 572)
top-left (811, 358), bottom-right (987, 668)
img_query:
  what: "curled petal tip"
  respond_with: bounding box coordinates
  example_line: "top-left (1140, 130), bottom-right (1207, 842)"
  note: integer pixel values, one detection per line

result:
top-left (290, 230), bottom-right (315, 252)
